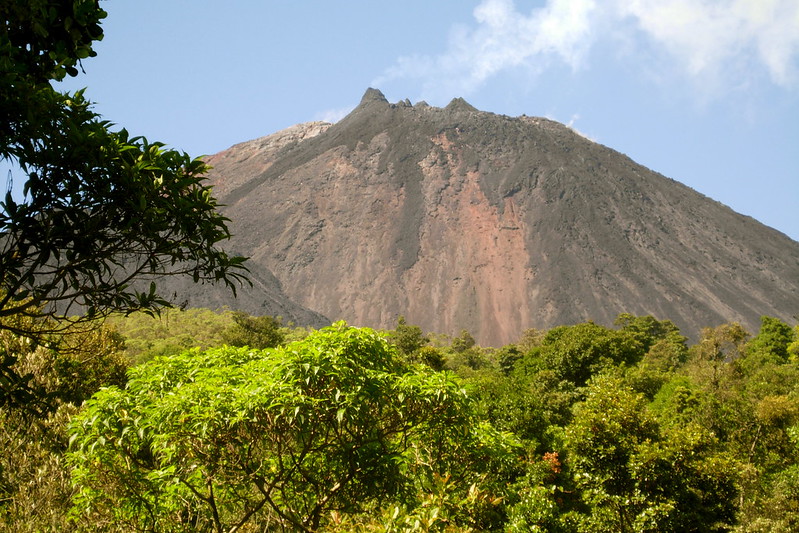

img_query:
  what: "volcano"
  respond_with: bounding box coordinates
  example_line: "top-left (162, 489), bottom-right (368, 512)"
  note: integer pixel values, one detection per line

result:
top-left (190, 88), bottom-right (798, 345)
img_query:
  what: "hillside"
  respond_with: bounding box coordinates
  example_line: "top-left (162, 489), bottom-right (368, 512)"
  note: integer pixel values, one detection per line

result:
top-left (190, 88), bottom-right (798, 345)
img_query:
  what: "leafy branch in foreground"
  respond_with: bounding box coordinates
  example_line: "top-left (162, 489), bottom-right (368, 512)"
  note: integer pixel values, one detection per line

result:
top-left (0, 89), bottom-right (249, 326)
top-left (69, 322), bottom-right (515, 532)
top-left (1, 0), bottom-right (248, 406)
top-left (2, 0), bottom-right (248, 319)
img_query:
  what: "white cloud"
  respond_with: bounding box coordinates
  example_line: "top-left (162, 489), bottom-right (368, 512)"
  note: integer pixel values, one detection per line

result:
top-left (621, 0), bottom-right (799, 87)
top-left (375, 0), bottom-right (799, 99)
top-left (314, 107), bottom-right (352, 124)
top-left (373, 0), bottom-right (596, 99)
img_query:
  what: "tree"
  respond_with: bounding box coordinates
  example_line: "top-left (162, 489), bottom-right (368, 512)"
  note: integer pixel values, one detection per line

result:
top-left (614, 313), bottom-right (686, 353)
top-left (565, 375), bottom-right (740, 532)
top-left (69, 322), bottom-right (496, 532)
top-left (1, 1), bottom-right (247, 404)
top-left (746, 316), bottom-right (795, 363)
top-left (0, 311), bottom-right (128, 531)
top-left (386, 315), bottom-right (429, 357)
top-left (690, 323), bottom-right (749, 364)
top-left (451, 329), bottom-right (477, 353)
top-left (533, 322), bottom-right (646, 387)
top-left (110, 307), bottom-right (235, 365)
top-left (789, 324), bottom-right (799, 362)
top-left (221, 311), bottom-right (285, 349)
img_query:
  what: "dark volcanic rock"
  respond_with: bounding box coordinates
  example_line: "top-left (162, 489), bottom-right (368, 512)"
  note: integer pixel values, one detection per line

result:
top-left (197, 88), bottom-right (799, 345)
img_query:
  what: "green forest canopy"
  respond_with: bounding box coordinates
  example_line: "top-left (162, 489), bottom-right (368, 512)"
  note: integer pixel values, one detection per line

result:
top-left (2, 308), bottom-right (798, 532)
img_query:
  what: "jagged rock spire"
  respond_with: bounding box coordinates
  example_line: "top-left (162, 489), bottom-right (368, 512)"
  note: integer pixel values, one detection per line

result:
top-left (359, 87), bottom-right (389, 106)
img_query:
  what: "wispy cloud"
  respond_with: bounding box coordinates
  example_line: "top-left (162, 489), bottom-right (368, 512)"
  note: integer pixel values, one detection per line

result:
top-left (565, 113), bottom-right (595, 141)
top-left (622, 0), bottom-right (799, 87)
top-left (374, 0), bottom-right (596, 99)
top-left (374, 0), bottom-right (799, 99)
top-left (314, 107), bottom-right (352, 124)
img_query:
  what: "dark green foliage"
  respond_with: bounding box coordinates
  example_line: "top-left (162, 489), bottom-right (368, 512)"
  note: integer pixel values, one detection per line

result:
top-left (505, 451), bottom-right (582, 533)
top-left (444, 329), bottom-right (492, 376)
top-left (451, 329), bottom-right (477, 353)
top-left (0, 0), bottom-right (104, 84)
top-left (625, 335), bottom-right (689, 399)
top-left (567, 376), bottom-right (659, 504)
top-left (649, 375), bottom-right (702, 421)
top-left (221, 311), bottom-right (285, 349)
top-left (752, 464), bottom-right (799, 532)
top-left (789, 325), bottom-right (799, 361)
top-left (415, 345), bottom-right (446, 371)
top-left (468, 370), bottom-right (551, 447)
top-left (386, 315), bottom-right (429, 356)
top-left (617, 314), bottom-right (689, 399)
top-left (524, 321), bottom-right (647, 387)
top-left (615, 313), bottom-right (687, 353)
top-left (2, 306), bottom-right (795, 531)
top-left (111, 308), bottom-right (297, 365)
top-left (736, 318), bottom-right (799, 400)
top-left (496, 344), bottom-right (523, 375)
top-left (565, 375), bottom-right (740, 532)
top-left (386, 317), bottom-right (446, 370)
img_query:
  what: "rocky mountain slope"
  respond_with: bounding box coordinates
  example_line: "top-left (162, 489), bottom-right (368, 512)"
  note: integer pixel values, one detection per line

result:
top-left (191, 88), bottom-right (798, 345)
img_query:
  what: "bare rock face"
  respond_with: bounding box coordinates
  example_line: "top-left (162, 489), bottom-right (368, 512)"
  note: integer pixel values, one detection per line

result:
top-left (201, 88), bottom-right (799, 346)
top-left (205, 121), bottom-right (332, 199)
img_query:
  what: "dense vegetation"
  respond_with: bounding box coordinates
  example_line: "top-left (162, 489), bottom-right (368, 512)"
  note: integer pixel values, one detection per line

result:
top-left (2, 308), bottom-right (798, 532)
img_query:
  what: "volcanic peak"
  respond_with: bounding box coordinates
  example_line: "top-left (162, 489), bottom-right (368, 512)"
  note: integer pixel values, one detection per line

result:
top-left (354, 88), bottom-right (480, 116)
top-left (358, 87), bottom-right (388, 106)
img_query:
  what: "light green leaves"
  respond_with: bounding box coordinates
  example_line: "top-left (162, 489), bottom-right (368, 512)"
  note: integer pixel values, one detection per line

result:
top-left (68, 323), bottom-right (480, 532)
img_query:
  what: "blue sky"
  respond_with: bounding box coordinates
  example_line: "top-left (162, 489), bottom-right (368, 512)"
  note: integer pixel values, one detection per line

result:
top-left (55, 0), bottom-right (798, 241)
